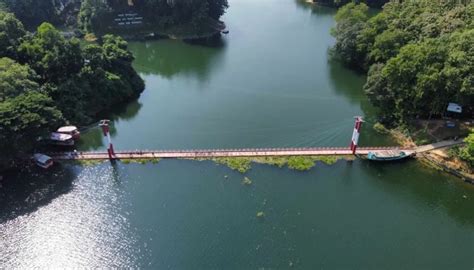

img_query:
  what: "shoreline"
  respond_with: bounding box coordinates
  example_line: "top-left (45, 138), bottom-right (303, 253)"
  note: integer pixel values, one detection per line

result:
top-left (383, 125), bottom-right (473, 184)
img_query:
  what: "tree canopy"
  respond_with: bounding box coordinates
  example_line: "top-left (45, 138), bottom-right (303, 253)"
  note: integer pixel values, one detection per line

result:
top-left (459, 130), bottom-right (474, 168)
top-left (78, 0), bottom-right (229, 34)
top-left (332, 1), bottom-right (474, 122)
top-left (317, 0), bottom-right (389, 8)
top-left (0, 11), bottom-right (144, 169)
top-left (0, 57), bottom-right (38, 101)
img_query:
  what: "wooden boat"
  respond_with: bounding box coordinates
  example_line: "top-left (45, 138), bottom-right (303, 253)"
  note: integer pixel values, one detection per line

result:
top-left (49, 132), bottom-right (75, 146)
top-left (34, 154), bottom-right (54, 169)
top-left (57, 126), bottom-right (80, 140)
top-left (366, 150), bottom-right (415, 161)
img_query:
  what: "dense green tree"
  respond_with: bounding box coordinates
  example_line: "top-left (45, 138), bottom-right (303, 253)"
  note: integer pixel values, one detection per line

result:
top-left (459, 131), bottom-right (474, 168)
top-left (333, 1), bottom-right (473, 122)
top-left (0, 57), bottom-right (38, 101)
top-left (0, 14), bottom-right (144, 169)
top-left (0, 11), bottom-right (26, 58)
top-left (1, 0), bottom-right (58, 29)
top-left (319, 0), bottom-right (388, 8)
top-left (331, 3), bottom-right (369, 68)
top-left (17, 22), bottom-right (83, 83)
top-left (78, 0), bottom-right (110, 32)
top-left (78, 0), bottom-right (228, 34)
top-left (0, 91), bottom-right (63, 159)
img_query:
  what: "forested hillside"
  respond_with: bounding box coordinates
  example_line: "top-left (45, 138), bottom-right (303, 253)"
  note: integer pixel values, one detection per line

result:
top-left (332, 1), bottom-right (473, 122)
top-left (0, 11), bottom-right (144, 169)
top-left (315, 0), bottom-right (388, 8)
top-left (0, 0), bottom-right (229, 36)
top-left (332, 1), bottom-right (474, 167)
top-left (78, 0), bottom-right (228, 35)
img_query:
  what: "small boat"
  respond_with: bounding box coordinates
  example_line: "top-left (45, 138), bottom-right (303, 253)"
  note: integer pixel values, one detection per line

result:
top-left (222, 30), bottom-right (229, 34)
top-left (57, 126), bottom-right (80, 140)
top-left (34, 153), bottom-right (54, 169)
top-left (49, 132), bottom-right (75, 146)
top-left (366, 150), bottom-right (415, 161)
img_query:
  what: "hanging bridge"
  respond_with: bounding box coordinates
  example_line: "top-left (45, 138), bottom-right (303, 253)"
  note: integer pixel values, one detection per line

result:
top-left (41, 118), bottom-right (464, 161)
top-left (47, 146), bottom-right (416, 160)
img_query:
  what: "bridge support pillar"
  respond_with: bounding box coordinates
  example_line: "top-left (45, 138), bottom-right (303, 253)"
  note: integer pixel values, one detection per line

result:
top-left (99, 119), bottom-right (116, 160)
top-left (350, 116), bottom-right (363, 155)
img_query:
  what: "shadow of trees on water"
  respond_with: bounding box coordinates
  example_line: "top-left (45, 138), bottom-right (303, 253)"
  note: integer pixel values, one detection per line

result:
top-left (129, 37), bottom-right (226, 82)
top-left (361, 160), bottom-right (474, 227)
top-left (0, 164), bottom-right (78, 223)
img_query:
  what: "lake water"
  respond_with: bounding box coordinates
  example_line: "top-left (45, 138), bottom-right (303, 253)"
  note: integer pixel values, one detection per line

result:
top-left (1, 0), bottom-right (473, 268)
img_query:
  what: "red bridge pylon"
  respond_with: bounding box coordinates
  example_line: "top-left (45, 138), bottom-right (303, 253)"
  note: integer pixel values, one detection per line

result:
top-left (350, 116), bottom-right (364, 155)
top-left (99, 119), bottom-right (116, 160)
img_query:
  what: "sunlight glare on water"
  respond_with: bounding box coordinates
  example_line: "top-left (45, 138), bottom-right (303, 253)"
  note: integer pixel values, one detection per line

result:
top-left (1, 165), bottom-right (141, 268)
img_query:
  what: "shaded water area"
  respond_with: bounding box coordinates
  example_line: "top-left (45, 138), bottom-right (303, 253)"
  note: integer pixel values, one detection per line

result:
top-left (1, 0), bottom-right (474, 268)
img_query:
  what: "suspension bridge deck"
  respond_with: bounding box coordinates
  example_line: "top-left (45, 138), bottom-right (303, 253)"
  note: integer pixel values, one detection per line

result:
top-left (45, 140), bottom-right (464, 161)
top-left (47, 147), bottom-right (413, 160)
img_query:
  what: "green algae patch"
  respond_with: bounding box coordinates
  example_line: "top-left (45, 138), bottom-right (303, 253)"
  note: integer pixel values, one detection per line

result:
top-left (287, 156), bottom-right (316, 171)
top-left (184, 155), bottom-right (351, 173)
top-left (315, 156), bottom-right (339, 165)
top-left (69, 160), bottom-right (105, 166)
top-left (212, 157), bottom-right (252, 173)
top-left (120, 158), bottom-right (161, 165)
top-left (252, 157), bottom-right (288, 168)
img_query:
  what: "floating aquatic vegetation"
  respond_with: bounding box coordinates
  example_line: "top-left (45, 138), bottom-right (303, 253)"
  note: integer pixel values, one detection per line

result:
top-left (120, 158), bottom-right (160, 165)
top-left (287, 156), bottom-right (316, 171)
top-left (212, 157), bottom-right (252, 173)
top-left (242, 177), bottom-right (252, 185)
top-left (184, 155), bottom-right (349, 173)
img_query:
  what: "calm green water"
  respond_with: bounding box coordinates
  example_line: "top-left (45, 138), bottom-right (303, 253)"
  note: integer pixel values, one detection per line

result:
top-left (1, 0), bottom-right (473, 268)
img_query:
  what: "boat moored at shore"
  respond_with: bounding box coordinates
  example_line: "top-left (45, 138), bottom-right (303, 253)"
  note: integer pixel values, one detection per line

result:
top-left (57, 126), bottom-right (80, 140)
top-left (34, 153), bottom-right (54, 169)
top-left (366, 150), bottom-right (415, 161)
top-left (48, 132), bottom-right (75, 146)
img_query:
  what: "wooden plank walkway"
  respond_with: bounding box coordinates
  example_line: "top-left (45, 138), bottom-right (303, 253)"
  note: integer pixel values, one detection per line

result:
top-left (47, 146), bottom-right (414, 160)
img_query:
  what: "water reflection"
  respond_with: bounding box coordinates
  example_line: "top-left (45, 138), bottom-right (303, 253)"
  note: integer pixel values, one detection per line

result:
top-left (362, 160), bottom-right (474, 226)
top-left (327, 58), bottom-right (393, 145)
top-left (129, 39), bottom-right (226, 81)
top-left (77, 100), bottom-right (143, 151)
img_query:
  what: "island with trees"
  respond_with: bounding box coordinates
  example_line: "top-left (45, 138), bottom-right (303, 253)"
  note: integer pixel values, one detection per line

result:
top-left (331, 1), bottom-right (473, 176)
top-left (0, 11), bottom-right (144, 171)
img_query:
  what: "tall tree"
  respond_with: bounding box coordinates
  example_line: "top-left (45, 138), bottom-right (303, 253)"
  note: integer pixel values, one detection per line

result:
top-left (0, 11), bottom-right (26, 58)
top-left (0, 91), bottom-right (63, 158)
top-left (17, 22), bottom-right (83, 83)
top-left (0, 57), bottom-right (38, 102)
